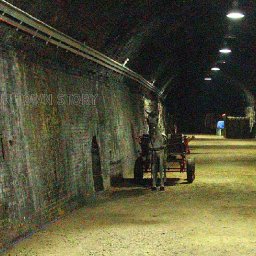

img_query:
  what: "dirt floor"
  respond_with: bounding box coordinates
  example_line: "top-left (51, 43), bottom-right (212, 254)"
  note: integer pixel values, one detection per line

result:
top-left (3, 135), bottom-right (256, 256)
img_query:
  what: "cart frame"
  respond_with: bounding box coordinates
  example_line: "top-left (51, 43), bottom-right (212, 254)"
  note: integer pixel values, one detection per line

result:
top-left (134, 134), bottom-right (195, 184)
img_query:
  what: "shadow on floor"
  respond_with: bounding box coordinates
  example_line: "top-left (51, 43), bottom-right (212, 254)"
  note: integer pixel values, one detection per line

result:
top-left (111, 178), bottom-right (189, 188)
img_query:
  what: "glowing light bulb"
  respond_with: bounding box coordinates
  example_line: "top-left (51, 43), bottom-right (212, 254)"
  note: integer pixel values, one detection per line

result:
top-left (227, 11), bottom-right (245, 19)
top-left (219, 48), bottom-right (232, 54)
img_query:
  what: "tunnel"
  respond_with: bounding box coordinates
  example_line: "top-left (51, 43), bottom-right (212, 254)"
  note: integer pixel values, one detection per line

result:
top-left (0, 0), bottom-right (256, 255)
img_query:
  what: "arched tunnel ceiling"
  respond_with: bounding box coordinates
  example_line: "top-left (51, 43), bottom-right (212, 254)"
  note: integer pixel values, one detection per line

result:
top-left (4, 0), bottom-right (256, 89)
top-left (2, 0), bottom-right (256, 131)
top-left (3, 0), bottom-right (239, 86)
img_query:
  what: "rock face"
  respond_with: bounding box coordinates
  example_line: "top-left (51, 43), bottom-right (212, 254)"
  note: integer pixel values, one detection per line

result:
top-left (0, 44), bottom-right (163, 249)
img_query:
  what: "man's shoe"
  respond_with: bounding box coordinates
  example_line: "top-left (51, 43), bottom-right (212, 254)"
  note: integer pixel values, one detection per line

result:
top-left (160, 186), bottom-right (165, 191)
top-left (151, 186), bottom-right (157, 191)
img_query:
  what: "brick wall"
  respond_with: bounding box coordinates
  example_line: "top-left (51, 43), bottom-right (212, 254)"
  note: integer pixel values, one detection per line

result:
top-left (0, 47), bottom-right (152, 250)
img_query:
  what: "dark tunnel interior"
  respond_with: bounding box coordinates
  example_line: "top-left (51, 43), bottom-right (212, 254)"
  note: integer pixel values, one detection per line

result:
top-left (1, 0), bottom-right (256, 253)
top-left (2, 0), bottom-right (256, 133)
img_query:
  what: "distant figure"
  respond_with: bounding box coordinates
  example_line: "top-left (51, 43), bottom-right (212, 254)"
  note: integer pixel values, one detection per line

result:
top-left (216, 120), bottom-right (225, 136)
top-left (217, 120), bottom-right (225, 129)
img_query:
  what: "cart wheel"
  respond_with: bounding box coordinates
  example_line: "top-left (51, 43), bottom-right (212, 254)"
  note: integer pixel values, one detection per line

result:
top-left (186, 158), bottom-right (195, 183)
top-left (134, 157), bottom-right (144, 184)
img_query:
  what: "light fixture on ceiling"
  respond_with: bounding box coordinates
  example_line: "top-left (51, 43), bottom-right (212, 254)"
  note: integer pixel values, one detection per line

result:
top-left (227, 10), bottom-right (245, 19)
top-left (219, 48), bottom-right (232, 54)
top-left (219, 40), bottom-right (232, 54)
top-left (123, 58), bottom-right (130, 67)
top-left (224, 34), bottom-right (236, 40)
top-left (217, 60), bottom-right (226, 64)
top-left (227, 1), bottom-right (245, 19)
top-left (211, 67), bottom-right (220, 71)
top-left (204, 77), bottom-right (212, 81)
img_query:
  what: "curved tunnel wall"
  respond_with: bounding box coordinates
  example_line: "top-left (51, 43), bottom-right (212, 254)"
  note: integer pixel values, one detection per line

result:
top-left (0, 1), bottom-right (175, 249)
top-left (0, 44), bottom-right (153, 249)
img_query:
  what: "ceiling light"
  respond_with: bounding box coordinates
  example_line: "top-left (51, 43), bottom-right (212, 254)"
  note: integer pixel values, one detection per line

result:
top-left (225, 34), bottom-right (236, 40)
top-left (123, 58), bottom-right (130, 66)
top-left (217, 60), bottom-right (226, 64)
top-left (204, 77), bottom-right (212, 81)
top-left (227, 10), bottom-right (245, 19)
top-left (219, 48), bottom-right (232, 54)
top-left (211, 67), bottom-right (220, 71)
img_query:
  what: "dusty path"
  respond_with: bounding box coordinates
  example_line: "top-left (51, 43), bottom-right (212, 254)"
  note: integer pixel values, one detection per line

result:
top-left (3, 135), bottom-right (256, 256)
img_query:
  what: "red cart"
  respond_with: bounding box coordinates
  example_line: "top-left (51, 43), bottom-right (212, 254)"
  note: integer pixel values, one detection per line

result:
top-left (134, 134), bottom-right (195, 184)
top-left (164, 134), bottom-right (195, 183)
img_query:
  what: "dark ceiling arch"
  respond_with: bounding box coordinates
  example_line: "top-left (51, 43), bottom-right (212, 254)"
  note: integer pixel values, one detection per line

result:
top-left (3, 0), bottom-right (256, 133)
top-left (5, 0), bottom-right (234, 85)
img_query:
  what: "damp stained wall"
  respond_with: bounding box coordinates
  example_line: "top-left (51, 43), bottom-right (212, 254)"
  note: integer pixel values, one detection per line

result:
top-left (0, 47), bottom-right (153, 250)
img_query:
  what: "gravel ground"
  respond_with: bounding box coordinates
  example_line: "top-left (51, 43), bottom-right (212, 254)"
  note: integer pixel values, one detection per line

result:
top-left (3, 135), bottom-right (256, 256)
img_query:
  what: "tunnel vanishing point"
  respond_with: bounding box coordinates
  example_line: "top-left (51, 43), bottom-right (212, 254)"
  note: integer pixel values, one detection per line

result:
top-left (0, 0), bottom-right (256, 254)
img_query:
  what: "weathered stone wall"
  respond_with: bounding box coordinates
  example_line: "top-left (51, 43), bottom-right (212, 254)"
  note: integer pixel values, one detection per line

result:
top-left (0, 46), bottom-right (149, 250)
